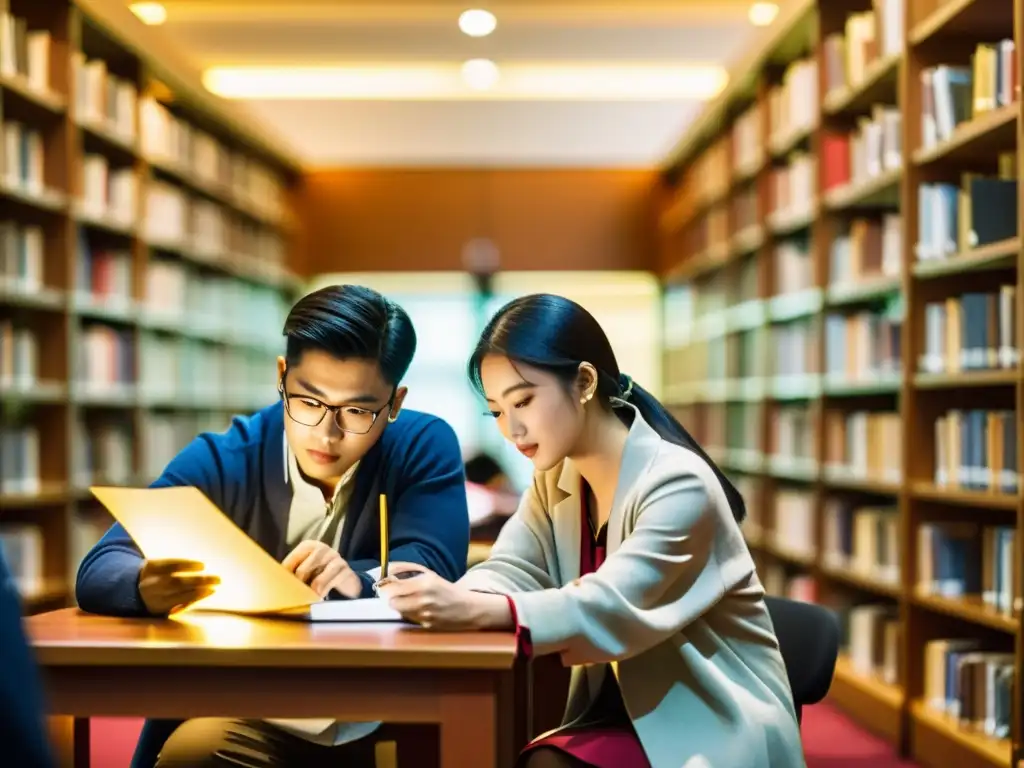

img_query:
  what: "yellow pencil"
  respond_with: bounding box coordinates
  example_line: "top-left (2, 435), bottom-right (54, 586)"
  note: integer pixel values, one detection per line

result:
top-left (379, 493), bottom-right (389, 580)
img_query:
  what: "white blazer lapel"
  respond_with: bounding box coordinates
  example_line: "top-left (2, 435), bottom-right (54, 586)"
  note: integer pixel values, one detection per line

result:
top-left (607, 406), bottom-right (661, 554)
top-left (550, 460), bottom-right (582, 587)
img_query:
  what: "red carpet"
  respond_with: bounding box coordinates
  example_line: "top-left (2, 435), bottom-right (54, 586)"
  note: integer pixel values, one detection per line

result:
top-left (89, 703), bottom-right (920, 766)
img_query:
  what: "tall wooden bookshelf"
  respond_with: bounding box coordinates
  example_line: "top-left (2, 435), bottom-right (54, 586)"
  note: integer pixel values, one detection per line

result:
top-left (657, 0), bottom-right (1021, 766)
top-left (0, 0), bottom-right (302, 616)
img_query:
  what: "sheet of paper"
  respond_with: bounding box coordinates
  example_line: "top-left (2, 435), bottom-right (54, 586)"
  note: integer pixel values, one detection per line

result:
top-left (90, 485), bottom-right (320, 615)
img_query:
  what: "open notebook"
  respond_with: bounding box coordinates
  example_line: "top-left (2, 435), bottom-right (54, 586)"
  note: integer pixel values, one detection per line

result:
top-left (89, 485), bottom-right (408, 623)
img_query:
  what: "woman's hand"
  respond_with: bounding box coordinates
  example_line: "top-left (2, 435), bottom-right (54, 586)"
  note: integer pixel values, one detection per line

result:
top-left (380, 562), bottom-right (513, 631)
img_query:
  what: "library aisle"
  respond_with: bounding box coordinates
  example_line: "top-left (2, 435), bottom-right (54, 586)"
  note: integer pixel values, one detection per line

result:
top-left (658, 0), bottom-right (1021, 766)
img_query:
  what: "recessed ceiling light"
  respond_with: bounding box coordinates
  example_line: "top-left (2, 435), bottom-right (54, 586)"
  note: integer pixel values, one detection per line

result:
top-left (459, 9), bottom-right (497, 37)
top-left (129, 2), bottom-right (168, 25)
top-left (748, 2), bottom-right (779, 26)
top-left (461, 58), bottom-right (500, 90)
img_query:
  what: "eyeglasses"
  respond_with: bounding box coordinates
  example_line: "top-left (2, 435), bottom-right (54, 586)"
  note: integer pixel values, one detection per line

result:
top-left (279, 377), bottom-right (394, 435)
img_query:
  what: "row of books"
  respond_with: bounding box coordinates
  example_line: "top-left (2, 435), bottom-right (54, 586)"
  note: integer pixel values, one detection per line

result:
top-left (0, 220), bottom-right (44, 292)
top-left (822, 502), bottom-right (899, 584)
top-left (754, 509), bottom-right (1014, 620)
top-left (142, 259), bottom-right (291, 344)
top-left (73, 53), bottom-right (137, 143)
top-left (821, 107), bottom-right (901, 193)
top-left (915, 171), bottom-right (1017, 263)
top-left (0, 525), bottom-right (45, 598)
top-left (2, 121), bottom-right (44, 196)
top-left (731, 185), bottom-right (759, 234)
top-left (2, 17), bottom-right (289, 227)
top-left (0, 320), bottom-right (36, 386)
top-left (823, 306), bottom-right (902, 381)
top-left (2, 121), bottom-right (289, 275)
top-left (934, 409), bottom-right (1018, 495)
top-left (823, 410), bottom-right (901, 482)
top-left (768, 56), bottom-right (817, 149)
top-left (771, 489), bottom-right (816, 558)
top-left (72, 417), bottom-right (134, 488)
top-left (762, 565), bottom-right (816, 604)
top-left (844, 604), bottom-right (899, 687)
top-left (774, 236), bottom-right (813, 295)
top-left (0, 12), bottom-right (49, 93)
top-left (771, 406), bottom-right (815, 463)
top-left (821, 0), bottom-right (903, 98)
top-left (768, 319), bottom-right (818, 378)
top-left (703, 402), bottom-right (759, 452)
top-left (79, 154), bottom-right (138, 228)
top-left (144, 180), bottom-right (287, 266)
top-left (918, 523), bottom-right (1016, 615)
top-left (920, 41), bottom-right (1018, 153)
top-left (919, 287), bottom-right (1018, 374)
top-left (2, 409), bottom-right (239, 497)
top-left (924, 639), bottom-right (1013, 740)
top-left (2, 321), bottom-right (280, 401)
top-left (0, 425), bottom-right (40, 495)
top-left (801, 604), bottom-right (1012, 743)
top-left (828, 215), bottom-right (902, 289)
top-left (141, 412), bottom-right (235, 479)
top-left (730, 102), bottom-right (763, 176)
top-left (141, 98), bottom-right (287, 223)
top-left (769, 152), bottom-right (815, 220)
top-left (138, 333), bottom-right (279, 405)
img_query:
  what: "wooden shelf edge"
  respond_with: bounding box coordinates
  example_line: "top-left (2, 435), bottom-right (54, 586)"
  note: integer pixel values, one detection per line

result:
top-left (910, 699), bottom-right (1011, 767)
top-left (828, 656), bottom-right (903, 745)
top-left (911, 237), bottom-right (1019, 278)
top-left (911, 589), bottom-right (1018, 634)
top-left (911, 104), bottom-right (1017, 167)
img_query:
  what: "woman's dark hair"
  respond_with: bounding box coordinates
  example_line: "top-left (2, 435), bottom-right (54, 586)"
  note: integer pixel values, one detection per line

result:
top-left (282, 284), bottom-right (416, 387)
top-left (468, 293), bottom-right (746, 522)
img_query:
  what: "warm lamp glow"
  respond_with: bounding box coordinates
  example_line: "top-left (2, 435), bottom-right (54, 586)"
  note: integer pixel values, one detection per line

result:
top-left (129, 2), bottom-right (167, 25)
top-left (202, 62), bottom-right (728, 101)
top-left (461, 59), bottom-right (500, 90)
top-left (458, 9), bottom-right (497, 37)
top-left (748, 2), bottom-right (779, 26)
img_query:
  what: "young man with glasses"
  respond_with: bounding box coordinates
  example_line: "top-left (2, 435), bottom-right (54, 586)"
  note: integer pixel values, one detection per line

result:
top-left (75, 284), bottom-right (471, 768)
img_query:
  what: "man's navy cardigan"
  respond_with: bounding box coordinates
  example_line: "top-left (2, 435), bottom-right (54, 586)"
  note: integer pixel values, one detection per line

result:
top-left (76, 401), bottom-right (471, 614)
top-left (75, 402), bottom-right (471, 767)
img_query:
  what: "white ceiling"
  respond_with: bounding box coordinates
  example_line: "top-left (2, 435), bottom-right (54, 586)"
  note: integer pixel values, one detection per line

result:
top-left (143, 1), bottom-right (761, 168)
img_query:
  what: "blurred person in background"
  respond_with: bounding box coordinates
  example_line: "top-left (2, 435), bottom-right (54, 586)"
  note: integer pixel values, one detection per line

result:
top-left (465, 451), bottom-right (520, 539)
top-left (0, 549), bottom-right (55, 768)
top-left (378, 293), bottom-right (803, 768)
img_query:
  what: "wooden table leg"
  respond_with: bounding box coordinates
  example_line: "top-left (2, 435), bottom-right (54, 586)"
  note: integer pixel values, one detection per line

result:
top-left (48, 716), bottom-right (90, 768)
top-left (439, 676), bottom-right (499, 768)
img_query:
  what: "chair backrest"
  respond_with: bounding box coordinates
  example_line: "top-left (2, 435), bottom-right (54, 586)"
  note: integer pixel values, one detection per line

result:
top-left (764, 595), bottom-right (840, 721)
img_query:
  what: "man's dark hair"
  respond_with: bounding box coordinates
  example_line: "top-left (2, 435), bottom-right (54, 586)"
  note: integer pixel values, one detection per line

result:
top-left (282, 284), bottom-right (417, 386)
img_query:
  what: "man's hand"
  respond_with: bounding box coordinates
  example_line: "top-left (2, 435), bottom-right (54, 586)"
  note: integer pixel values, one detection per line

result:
top-left (137, 559), bottom-right (220, 616)
top-left (282, 541), bottom-right (362, 599)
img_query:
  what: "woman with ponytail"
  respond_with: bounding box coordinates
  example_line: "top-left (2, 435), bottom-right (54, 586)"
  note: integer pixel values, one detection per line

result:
top-left (380, 294), bottom-right (804, 768)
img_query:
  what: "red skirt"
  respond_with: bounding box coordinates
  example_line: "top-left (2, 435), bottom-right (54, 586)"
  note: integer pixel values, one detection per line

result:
top-left (517, 668), bottom-right (651, 768)
top-left (518, 726), bottom-right (651, 768)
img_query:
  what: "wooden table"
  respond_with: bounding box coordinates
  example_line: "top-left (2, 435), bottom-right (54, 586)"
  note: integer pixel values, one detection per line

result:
top-left (26, 608), bottom-right (525, 768)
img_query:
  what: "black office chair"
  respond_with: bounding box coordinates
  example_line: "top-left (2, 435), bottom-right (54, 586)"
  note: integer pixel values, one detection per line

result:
top-left (764, 595), bottom-right (840, 723)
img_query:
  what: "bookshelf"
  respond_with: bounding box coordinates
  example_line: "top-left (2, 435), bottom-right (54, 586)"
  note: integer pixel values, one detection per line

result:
top-left (0, 0), bottom-right (302, 616)
top-left (657, 0), bottom-right (1020, 766)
